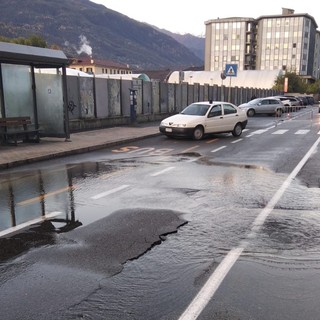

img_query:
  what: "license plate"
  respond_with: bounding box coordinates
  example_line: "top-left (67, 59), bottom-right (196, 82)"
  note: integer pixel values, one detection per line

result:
top-left (165, 128), bottom-right (172, 132)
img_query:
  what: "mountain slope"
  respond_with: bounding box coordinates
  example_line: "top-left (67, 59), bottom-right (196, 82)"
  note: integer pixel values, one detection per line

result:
top-left (0, 0), bottom-right (203, 70)
top-left (156, 28), bottom-right (205, 61)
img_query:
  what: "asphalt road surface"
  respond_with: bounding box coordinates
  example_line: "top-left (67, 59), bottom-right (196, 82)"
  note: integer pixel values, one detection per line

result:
top-left (0, 107), bottom-right (320, 319)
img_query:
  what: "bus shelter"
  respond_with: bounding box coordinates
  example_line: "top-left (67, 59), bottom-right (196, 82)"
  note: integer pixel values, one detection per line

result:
top-left (0, 41), bottom-right (70, 139)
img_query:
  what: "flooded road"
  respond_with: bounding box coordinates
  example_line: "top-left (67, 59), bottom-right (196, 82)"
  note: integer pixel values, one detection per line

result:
top-left (0, 111), bottom-right (320, 319)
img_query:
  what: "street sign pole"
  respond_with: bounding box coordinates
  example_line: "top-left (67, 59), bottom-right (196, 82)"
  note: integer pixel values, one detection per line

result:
top-left (225, 64), bottom-right (238, 102)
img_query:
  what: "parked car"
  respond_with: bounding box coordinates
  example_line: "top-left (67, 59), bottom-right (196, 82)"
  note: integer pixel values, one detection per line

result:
top-left (271, 95), bottom-right (301, 112)
top-left (284, 96), bottom-right (302, 111)
top-left (159, 101), bottom-right (248, 140)
top-left (238, 97), bottom-right (285, 117)
top-left (296, 95), bottom-right (315, 107)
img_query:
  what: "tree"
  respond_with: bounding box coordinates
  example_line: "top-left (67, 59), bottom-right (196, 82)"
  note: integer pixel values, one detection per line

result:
top-left (306, 79), bottom-right (320, 94)
top-left (273, 71), bottom-right (306, 93)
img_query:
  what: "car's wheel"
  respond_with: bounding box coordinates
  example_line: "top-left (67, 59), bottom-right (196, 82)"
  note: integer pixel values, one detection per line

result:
top-left (193, 126), bottom-right (204, 140)
top-left (232, 123), bottom-right (243, 137)
top-left (247, 109), bottom-right (255, 117)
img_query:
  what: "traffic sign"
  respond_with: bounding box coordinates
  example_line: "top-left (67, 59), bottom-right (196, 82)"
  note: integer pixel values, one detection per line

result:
top-left (225, 64), bottom-right (238, 77)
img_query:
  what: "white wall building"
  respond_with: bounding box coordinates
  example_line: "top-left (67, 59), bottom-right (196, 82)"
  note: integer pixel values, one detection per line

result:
top-left (204, 8), bottom-right (320, 82)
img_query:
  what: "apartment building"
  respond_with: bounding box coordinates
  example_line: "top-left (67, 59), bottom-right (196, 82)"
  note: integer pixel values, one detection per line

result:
top-left (204, 8), bottom-right (320, 82)
top-left (70, 57), bottom-right (132, 75)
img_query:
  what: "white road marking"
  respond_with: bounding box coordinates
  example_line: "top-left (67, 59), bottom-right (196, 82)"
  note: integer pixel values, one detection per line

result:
top-left (272, 129), bottom-right (288, 135)
top-left (211, 146), bottom-right (226, 153)
top-left (150, 166), bottom-right (175, 176)
top-left (179, 136), bottom-right (320, 320)
top-left (295, 129), bottom-right (310, 134)
top-left (231, 138), bottom-right (243, 144)
top-left (181, 146), bottom-right (200, 152)
top-left (186, 156), bottom-right (204, 163)
top-left (91, 185), bottom-right (130, 200)
top-left (205, 138), bottom-right (218, 144)
top-left (0, 211), bottom-right (62, 238)
top-left (246, 128), bottom-right (270, 137)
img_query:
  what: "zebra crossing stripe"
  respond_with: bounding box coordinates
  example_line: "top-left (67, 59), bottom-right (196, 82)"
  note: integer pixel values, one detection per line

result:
top-left (272, 129), bottom-right (288, 135)
top-left (295, 130), bottom-right (310, 134)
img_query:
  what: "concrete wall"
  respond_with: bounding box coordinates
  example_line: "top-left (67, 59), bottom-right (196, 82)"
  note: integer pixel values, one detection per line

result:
top-left (65, 75), bottom-right (279, 132)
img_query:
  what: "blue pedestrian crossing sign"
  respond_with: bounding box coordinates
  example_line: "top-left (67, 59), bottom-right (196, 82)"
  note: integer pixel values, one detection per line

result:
top-left (225, 64), bottom-right (238, 77)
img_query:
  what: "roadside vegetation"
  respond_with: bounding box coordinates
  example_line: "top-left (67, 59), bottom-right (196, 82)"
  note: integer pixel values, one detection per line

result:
top-left (273, 71), bottom-right (320, 95)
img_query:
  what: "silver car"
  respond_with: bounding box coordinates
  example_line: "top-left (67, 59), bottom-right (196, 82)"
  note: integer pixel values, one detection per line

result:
top-left (238, 97), bottom-right (285, 117)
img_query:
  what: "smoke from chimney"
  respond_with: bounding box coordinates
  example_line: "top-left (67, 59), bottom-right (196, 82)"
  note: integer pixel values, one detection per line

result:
top-left (76, 35), bottom-right (93, 56)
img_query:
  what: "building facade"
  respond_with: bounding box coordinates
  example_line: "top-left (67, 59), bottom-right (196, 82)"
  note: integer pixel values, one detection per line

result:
top-left (70, 57), bottom-right (132, 75)
top-left (204, 8), bottom-right (320, 82)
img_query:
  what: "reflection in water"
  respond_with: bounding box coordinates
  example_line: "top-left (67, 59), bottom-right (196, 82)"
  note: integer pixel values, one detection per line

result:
top-left (0, 220), bottom-right (57, 262)
top-left (0, 161), bottom-right (119, 262)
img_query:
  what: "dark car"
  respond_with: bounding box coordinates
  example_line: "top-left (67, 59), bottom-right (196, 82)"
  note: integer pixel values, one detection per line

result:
top-left (296, 95), bottom-right (315, 107)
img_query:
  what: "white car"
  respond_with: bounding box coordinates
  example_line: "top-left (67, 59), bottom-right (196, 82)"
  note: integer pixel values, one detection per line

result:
top-left (159, 101), bottom-right (248, 140)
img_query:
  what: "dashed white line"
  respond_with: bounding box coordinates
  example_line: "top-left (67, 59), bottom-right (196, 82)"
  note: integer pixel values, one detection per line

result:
top-left (205, 138), bottom-right (218, 144)
top-left (181, 146), bottom-right (200, 152)
top-left (231, 138), bottom-right (243, 144)
top-left (150, 166), bottom-right (175, 176)
top-left (91, 184), bottom-right (130, 200)
top-left (179, 136), bottom-right (320, 320)
top-left (211, 146), bottom-right (226, 153)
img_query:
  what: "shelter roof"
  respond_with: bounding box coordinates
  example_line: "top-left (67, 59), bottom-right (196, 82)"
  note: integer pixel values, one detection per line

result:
top-left (0, 41), bottom-right (69, 68)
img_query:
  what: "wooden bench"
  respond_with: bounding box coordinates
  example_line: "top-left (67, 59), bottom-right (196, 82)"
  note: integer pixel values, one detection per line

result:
top-left (0, 117), bottom-right (40, 145)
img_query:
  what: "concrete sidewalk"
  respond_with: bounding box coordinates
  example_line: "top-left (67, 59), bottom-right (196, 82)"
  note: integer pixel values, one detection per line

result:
top-left (0, 124), bottom-right (160, 170)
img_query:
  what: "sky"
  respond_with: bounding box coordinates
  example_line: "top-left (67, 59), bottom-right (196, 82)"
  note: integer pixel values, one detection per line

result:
top-left (91, 0), bottom-right (320, 36)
